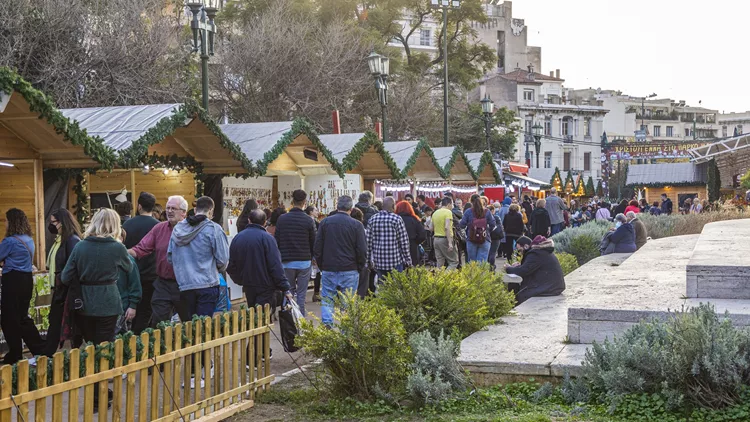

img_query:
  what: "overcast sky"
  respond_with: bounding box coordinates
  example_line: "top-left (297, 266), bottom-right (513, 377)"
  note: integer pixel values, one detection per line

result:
top-left (511, 0), bottom-right (744, 114)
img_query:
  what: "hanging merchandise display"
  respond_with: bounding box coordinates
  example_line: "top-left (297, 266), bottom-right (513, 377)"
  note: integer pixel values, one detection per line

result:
top-left (305, 174), bottom-right (362, 215)
top-left (415, 181), bottom-right (478, 209)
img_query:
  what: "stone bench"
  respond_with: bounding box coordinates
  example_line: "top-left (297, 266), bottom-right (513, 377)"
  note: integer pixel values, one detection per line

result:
top-left (686, 219), bottom-right (750, 299)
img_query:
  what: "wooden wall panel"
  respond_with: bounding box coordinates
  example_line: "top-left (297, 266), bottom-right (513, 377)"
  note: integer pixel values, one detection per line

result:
top-left (0, 163), bottom-right (37, 252)
top-left (87, 170), bottom-right (196, 210)
top-left (644, 186), bottom-right (707, 207)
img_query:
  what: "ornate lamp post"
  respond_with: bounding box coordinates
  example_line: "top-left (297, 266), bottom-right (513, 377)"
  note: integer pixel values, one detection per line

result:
top-left (367, 51), bottom-right (390, 142)
top-left (186, 0), bottom-right (218, 111)
top-left (532, 122), bottom-right (543, 168)
top-left (480, 94), bottom-right (494, 152)
top-left (431, 0), bottom-right (461, 147)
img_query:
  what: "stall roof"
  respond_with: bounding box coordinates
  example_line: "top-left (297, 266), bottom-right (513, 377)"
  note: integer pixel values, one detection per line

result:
top-left (0, 67), bottom-right (116, 169)
top-left (324, 132), bottom-right (401, 179)
top-left (220, 119), bottom-right (345, 178)
top-left (383, 140), bottom-right (445, 180)
top-left (431, 146), bottom-right (477, 182)
top-left (60, 103), bottom-right (253, 174)
top-left (465, 151), bottom-right (502, 184)
top-left (504, 171), bottom-right (548, 190)
top-left (626, 162), bottom-right (707, 187)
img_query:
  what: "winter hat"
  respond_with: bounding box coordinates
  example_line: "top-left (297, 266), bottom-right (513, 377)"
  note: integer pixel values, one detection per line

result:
top-left (516, 236), bottom-right (533, 247)
top-left (503, 197), bottom-right (512, 206)
top-left (531, 235), bottom-right (547, 246)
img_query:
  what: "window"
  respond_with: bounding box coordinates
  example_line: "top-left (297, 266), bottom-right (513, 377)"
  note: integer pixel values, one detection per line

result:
top-left (685, 128), bottom-right (690, 137)
top-left (523, 89), bottom-right (534, 101)
top-left (562, 119), bottom-right (570, 136)
top-left (722, 126), bottom-right (728, 137)
top-left (738, 125), bottom-right (744, 135)
top-left (584, 118), bottom-right (591, 136)
top-left (524, 118), bottom-right (532, 135)
top-left (544, 118), bottom-right (552, 136)
top-left (666, 126), bottom-right (674, 137)
top-left (420, 29), bottom-right (431, 46)
top-left (653, 126), bottom-right (661, 137)
top-left (544, 151), bottom-right (552, 169)
top-left (563, 152), bottom-right (571, 171)
top-left (584, 152), bottom-right (591, 171)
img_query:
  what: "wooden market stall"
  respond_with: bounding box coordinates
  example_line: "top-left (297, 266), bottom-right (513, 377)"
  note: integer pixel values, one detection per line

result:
top-left (321, 132), bottom-right (401, 194)
top-left (626, 162), bottom-right (708, 209)
top-left (421, 146), bottom-right (478, 207)
top-left (374, 140), bottom-right (445, 201)
top-left (60, 103), bottom-right (253, 212)
top-left (0, 70), bottom-right (115, 267)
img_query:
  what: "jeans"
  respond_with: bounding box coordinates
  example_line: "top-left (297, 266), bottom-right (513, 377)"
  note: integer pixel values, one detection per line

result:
top-left (466, 240), bottom-right (491, 263)
top-left (488, 239), bottom-right (501, 268)
top-left (284, 266), bottom-right (312, 316)
top-left (375, 264), bottom-right (404, 284)
top-left (320, 270), bottom-right (359, 326)
top-left (180, 286), bottom-right (220, 319)
top-left (550, 223), bottom-right (565, 236)
top-left (151, 278), bottom-right (189, 326)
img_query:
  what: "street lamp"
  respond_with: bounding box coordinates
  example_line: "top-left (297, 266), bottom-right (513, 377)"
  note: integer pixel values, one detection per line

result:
top-left (367, 51), bottom-right (390, 142)
top-left (640, 93), bottom-right (657, 132)
top-left (532, 122), bottom-right (543, 168)
top-left (187, 0), bottom-right (218, 111)
top-left (480, 94), bottom-right (494, 152)
top-left (431, 0), bottom-right (461, 147)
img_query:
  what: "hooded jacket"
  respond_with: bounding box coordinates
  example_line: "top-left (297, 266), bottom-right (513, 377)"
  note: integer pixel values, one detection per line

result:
top-left (505, 238), bottom-right (565, 305)
top-left (529, 207), bottom-right (551, 238)
top-left (168, 214), bottom-right (229, 292)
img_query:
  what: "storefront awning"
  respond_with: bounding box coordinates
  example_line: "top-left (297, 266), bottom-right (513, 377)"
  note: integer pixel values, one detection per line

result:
top-left (507, 162), bottom-right (529, 174)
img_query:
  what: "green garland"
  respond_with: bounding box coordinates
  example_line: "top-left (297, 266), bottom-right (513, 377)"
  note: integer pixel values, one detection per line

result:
top-left (439, 146), bottom-right (478, 181)
top-left (255, 118), bottom-right (345, 178)
top-left (399, 138), bottom-right (449, 180)
top-left (474, 151), bottom-right (502, 184)
top-left (0, 67), bottom-right (117, 169)
top-left (707, 159), bottom-right (721, 202)
top-left (340, 131), bottom-right (401, 179)
top-left (585, 176), bottom-right (596, 196)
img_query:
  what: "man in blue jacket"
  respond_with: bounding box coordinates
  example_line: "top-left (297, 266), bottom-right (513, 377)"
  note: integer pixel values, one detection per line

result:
top-left (228, 209), bottom-right (293, 311)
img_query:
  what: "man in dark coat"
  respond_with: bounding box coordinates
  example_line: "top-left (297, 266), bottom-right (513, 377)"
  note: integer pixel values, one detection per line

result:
top-left (505, 235), bottom-right (565, 306)
top-left (355, 191), bottom-right (379, 228)
top-left (660, 194), bottom-right (673, 215)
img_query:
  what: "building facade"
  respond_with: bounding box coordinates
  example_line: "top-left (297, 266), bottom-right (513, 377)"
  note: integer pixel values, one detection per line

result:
top-left (718, 111), bottom-right (750, 138)
top-left (474, 68), bottom-right (607, 184)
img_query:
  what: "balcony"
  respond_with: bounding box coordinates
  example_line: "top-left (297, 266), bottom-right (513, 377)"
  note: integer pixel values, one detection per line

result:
top-left (563, 135), bottom-right (574, 144)
top-left (635, 111), bottom-right (678, 121)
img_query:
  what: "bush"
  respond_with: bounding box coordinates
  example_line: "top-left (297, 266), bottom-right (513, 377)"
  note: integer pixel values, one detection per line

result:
top-left (407, 330), bottom-right (468, 406)
top-left (555, 253), bottom-right (579, 276)
top-left (639, 209), bottom-right (749, 240)
top-left (581, 304), bottom-right (750, 410)
top-left (569, 234), bottom-right (602, 265)
top-left (552, 220), bottom-right (611, 259)
top-left (298, 293), bottom-right (411, 399)
top-left (376, 265), bottom-right (514, 339)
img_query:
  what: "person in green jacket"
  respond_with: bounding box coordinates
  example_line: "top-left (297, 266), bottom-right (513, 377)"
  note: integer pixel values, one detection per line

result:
top-left (61, 208), bottom-right (132, 410)
top-left (116, 229), bottom-right (142, 334)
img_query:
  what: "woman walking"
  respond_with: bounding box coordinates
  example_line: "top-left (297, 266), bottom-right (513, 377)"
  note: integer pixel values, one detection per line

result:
top-left (530, 199), bottom-right (551, 239)
top-left (396, 200), bottom-right (427, 266)
top-left (0, 209), bottom-right (45, 364)
top-left (502, 204), bottom-right (525, 264)
top-left (43, 208), bottom-right (82, 357)
top-left (459, 194), bottom-right (496, 263)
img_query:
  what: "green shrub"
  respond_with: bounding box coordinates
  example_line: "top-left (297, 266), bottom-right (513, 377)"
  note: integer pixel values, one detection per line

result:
top-left (407, 330), bottom-right (468, 406)
top-left (555, 253), bottom-right (579, 276)
top-left (552, 220), bottom-right (611, 256)
top-left (298, 293), bottom-right (411, 399)
top-left (581, 304), bottom-right (750, 410)
top-left (376, 265), bottom-right (513, 339)
top-left (568, 234), bottom-right (601, 265)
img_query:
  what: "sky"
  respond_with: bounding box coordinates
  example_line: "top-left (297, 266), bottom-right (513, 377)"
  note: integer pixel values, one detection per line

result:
top-left (511, 0), bottom-right (746, 114)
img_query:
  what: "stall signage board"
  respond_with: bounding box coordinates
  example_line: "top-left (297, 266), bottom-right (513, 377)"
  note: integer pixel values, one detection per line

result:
top-left (604, 142), bottom-right (708, 160)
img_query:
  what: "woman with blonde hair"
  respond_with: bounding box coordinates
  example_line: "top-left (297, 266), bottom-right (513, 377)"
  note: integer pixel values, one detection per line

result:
top-left (61, 208), bottom-right (132, 409)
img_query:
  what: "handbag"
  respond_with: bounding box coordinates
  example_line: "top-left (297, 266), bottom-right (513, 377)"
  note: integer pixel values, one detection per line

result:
top-left (214, 273), bottom-right (231, 313)
top-left (279, 297), bottom-right (301, 353)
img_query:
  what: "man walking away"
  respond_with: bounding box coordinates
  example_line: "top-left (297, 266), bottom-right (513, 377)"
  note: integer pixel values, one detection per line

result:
top-left (227, 209), bottom-right (292, 357)
top-left (355, 191), bottom-right (379, 228)
top-left (367, 197), bottom-right (412, 281)
top-left (432, 197), bottom-right (459, 269)
top-left (122, 192), bottom-right (160, 333)
top-left (275, 189), bottom-right (315, 316)
top-left (545, 188), bottom-right (567, 236)
top-left (168, 196), bottom-right (228, 319)
top-left (129, 195), bottom-right (188, 326)
top-left (660, 194), bottom-right (673, 215)
top-left (313, 196), bottom-right (367, 327)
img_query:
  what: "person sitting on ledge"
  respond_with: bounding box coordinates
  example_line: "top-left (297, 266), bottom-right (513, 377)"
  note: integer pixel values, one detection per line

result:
top-left (504, 235), bottom-right (566, 306)
top-left (600, 213), bottom-right (636, 255)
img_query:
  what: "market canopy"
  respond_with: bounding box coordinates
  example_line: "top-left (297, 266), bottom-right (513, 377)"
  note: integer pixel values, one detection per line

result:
top-left (431, 146), bottom-right (476, 182)
top-left (0, 68), bottom-right (114, 169)
top-left (626, 162), bottom-right (707, 188)
top-left (465, 151), bottom-right (502, 185)
top-left (221, 119), bottom-right (344, 178)
top-left (61, 103), bottom-right (252, 174)
top-left (383, 140), bottom-right (445, 180)
top-left (320, 132), bottom-right (400, 180)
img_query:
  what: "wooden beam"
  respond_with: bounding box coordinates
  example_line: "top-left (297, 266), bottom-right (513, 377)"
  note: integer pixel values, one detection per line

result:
top-left (33, 159), bottom-right (45, 270)
top-left (130, 170), bottom-right (136, 217)
top-left (0, 115), bottom-right (44, 122)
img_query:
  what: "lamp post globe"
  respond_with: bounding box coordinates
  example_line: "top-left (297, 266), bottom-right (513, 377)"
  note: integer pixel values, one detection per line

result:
top-left (186, 0), bottom-right (217, 112)
top-left (368, 51), bottom-right (389, 142)
top-left (367, 51), bottom-right (382, 76)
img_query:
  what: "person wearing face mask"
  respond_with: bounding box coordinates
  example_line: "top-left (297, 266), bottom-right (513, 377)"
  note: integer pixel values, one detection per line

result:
top-left (42, 208), bottom-right (82, 357)
top-left (504, 235), bottom-right (565, 306)
top-left (601, 213), bottom-right (636, 255)
top-left (167, 196), bottom-right (229, 319)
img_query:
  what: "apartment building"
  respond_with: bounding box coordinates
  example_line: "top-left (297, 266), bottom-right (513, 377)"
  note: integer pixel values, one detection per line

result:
top-left (718, 111), bottom-right (750, 137)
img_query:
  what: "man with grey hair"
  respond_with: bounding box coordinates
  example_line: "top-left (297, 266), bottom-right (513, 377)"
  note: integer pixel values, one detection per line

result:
top-left (129, 195), bottom-right (189, 326)
top-left (313, 195), bottom-right (367, 327)
top-left (626, 211), bottom-right (648, 250)
top-left (367, 196), bottom-right (411, 281)
top-left (355, 190), bottom-right (378, 228)
top-left (545, 187), bottom-right (568, 236)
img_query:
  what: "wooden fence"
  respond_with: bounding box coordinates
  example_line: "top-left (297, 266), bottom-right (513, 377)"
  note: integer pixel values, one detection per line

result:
top-left (0, 305), bottom-right (274, 422)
